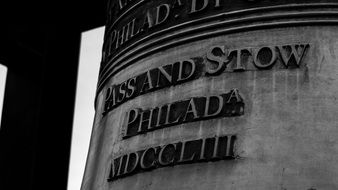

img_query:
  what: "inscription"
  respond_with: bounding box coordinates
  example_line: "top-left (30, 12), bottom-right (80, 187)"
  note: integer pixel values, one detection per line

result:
top-left (108, 134), bottom-right (237, 182)
top-left (106, 0), bottom-right (221, 56)
top-left (103, 0), bottom-right (322, 64)
top-left (103, 59), bottom-right (200, 115)
top-left (125, 89), bottom-right (244, 138)
top-left (103, 43), bottom-right (309, 116)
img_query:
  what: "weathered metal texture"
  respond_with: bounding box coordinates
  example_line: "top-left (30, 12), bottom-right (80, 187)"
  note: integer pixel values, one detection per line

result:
top-left (82, 1), bottom-right (338, 190)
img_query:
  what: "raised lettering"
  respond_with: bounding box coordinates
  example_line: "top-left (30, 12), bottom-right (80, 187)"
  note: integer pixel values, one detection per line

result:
top-left (215, 0), bottom-right (221, 8)
top-left (183, 98), bottom-right (200, 121)
top-left (140, 148), bottom-right (157, 169)
top-left (127, 109), bottom-right (139, 128)
top-left (159, 144), bottom-right (177, 166)
top-left (156, 65), bottom-right (173, 88)
top-left (126, 77), bottom-right (136, 98)
top-left (177, 59), bottom-right (196, 82)
top-left (199, 138), bottom-right (207, 160)
top-left (124, 90), bottom-right (244, 138)
top-left (115, 27), bottom-right (125, 49)
top-left (140, 71), bottom-right (154, 93)
top-left (227, 89), bottom-right (242, 103)
top-left (204, 95), bottom-right (223, 117)
top-left (138, 109), bottom-right (154, 132)
top-left (124, 152), bottom-right (139, 174)
top-left (252, 46), bottom-right (277, 69)
top-left (124, 18), bottom-right (137, 42)
top-left (108, 135), bottom-right (237, 181)
top-left (104, 87), bottom-right (113, 112)
top-left (108, 30), bottom-right (117, 54)
top-left (156, 105), bottom-right (165, 127)
top-left (103, 43), bottom-right (309, 116)
top-left (165, 103), bottom-right (181, 125)
top-left (118, 81), bottom-right (127, 102)
top-left (173, 0), bottom-right (183, 7)
top-left (278, 44), bottom-right (309, 67)
top-left (212, 136), bottom-right (219, 158)
top-left (229, 48), bottom-right (248, 71)
top-left (140, 11), bottom-right (153, 32)
top-left (179, 140), bottom-right (202, 163)
top-left (190, 0), bottom-right (209, 14)
top-left (155, 4), bottom-right (170, 25)
top-left (118, 0), bottom-right (125, 10)
top-left (206, 46), bottom-right (228, 75)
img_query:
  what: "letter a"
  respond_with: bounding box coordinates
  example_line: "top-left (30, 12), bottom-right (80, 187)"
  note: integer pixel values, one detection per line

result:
top-left (227, 89), bottom-right (242, 103)
top-left (183, 98), bottom-right (199, 121)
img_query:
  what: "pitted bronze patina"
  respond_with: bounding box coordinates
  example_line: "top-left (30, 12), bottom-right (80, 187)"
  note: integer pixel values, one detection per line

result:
top-left (82, 1), bottom-right (338, 190)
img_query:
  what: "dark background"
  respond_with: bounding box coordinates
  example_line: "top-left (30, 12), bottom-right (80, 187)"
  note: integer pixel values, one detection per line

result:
top-left (0, 1), bottom-right (107, 189)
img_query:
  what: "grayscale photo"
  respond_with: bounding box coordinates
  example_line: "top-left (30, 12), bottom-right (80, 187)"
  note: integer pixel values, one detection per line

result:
top-left (0, 0), bottom-right (337, 190)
